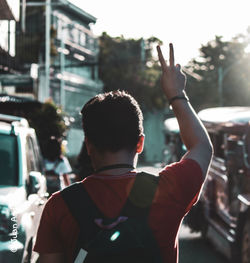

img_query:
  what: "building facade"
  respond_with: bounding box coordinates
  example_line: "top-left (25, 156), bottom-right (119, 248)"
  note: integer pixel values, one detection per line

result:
top-left (0, 0), bottom-right (33, 95)
top-left (17, 0), bottom-right (103, 157)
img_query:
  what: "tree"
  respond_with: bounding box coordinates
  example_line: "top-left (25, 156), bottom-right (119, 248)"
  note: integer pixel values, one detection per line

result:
top-left (29, 99), bottom-right (69, 156)
top-left (186, 34), bottom-right (250, 110)
top-left (0, 95), bottom-right (69, 157)
top-left (98, 33), bottom-right (165, 111)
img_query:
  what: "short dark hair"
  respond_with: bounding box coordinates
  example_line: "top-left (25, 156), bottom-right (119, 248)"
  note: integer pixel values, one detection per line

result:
top-left (81, 90), bottom-right (143, 152)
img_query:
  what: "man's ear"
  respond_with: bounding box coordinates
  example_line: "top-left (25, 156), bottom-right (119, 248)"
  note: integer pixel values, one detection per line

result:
top-left (136, 135), bottom-right (145, 154)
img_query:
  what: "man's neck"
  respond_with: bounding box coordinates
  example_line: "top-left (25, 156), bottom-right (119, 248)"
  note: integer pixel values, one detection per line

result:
top-left (92, 149), bottom-right (138, 175)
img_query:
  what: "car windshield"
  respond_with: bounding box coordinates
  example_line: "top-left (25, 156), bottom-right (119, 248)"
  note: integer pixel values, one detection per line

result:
top-left (0, 134), bottom-right (18, 186)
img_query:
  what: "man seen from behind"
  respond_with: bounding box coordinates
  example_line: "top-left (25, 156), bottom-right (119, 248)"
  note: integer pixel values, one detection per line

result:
top-left (34, 44), bottom-right (213, 263)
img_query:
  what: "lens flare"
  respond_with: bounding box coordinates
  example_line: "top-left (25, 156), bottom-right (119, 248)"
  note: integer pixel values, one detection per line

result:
top-left (110, 231), bottom-right (120, 241)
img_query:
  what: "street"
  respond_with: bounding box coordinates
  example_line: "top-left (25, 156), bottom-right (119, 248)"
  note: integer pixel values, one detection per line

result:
top-left (138, 165), bottom-right (228, 263)
top-left (178, 225), bottom-right (227, 263)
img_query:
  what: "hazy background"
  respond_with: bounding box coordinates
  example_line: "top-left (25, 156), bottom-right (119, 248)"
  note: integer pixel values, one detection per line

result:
top-left (69, 0), bottom-right (250, 65)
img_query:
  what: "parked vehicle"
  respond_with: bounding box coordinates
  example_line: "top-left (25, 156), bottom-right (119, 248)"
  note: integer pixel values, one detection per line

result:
top-left (162, 117), bottom-right (186, 165)
top-left (0, 114), bottom-right (48, 263)
top-left (186, 107), bottom-right (250, 263)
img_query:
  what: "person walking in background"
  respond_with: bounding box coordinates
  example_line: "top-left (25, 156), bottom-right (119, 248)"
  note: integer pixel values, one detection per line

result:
top-left (34, 43), bottom-right (213, 263)
top-left (43, 137), bottom-right (72, 195)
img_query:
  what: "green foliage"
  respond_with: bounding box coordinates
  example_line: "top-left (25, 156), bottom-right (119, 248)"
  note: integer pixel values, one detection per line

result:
top-left (0, 97), bottom-right (68, 157)
top-left (29, 100), bottom-right (69, 156)
top-left (98, 33), bottom-right (165, 111)
top-left (186, 34), bottom-right (250, 110)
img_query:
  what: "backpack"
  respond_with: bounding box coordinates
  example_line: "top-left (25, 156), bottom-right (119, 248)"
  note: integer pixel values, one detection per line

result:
top-left (61, 172), bottom-right (164, 263)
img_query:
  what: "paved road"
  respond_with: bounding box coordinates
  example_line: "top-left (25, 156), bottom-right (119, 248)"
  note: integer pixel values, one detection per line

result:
top-left (179, 225), bottom-right (227, 263)
top-left (139, 165), bottom-right (228, 263)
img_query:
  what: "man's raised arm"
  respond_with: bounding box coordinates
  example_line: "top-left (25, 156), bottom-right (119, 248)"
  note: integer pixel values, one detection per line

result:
top-left (157, 44), bottom-right (213, 179)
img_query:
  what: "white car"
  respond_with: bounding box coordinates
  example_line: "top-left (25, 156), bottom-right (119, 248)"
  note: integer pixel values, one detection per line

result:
top-left (0, 114), bottom-right (48, 263)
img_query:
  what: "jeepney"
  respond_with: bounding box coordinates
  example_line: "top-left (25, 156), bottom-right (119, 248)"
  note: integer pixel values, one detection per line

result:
top-left (187, 107), bottom-right (250, 263)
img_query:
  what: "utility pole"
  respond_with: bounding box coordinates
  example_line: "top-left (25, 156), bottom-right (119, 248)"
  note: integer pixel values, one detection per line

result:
top-left (20, 0), bottom-right (51, 101)
top-left (60, 26), bottom-right (65, 106)
top-left (20, 0), bottom-right (65, 101)
top-left (21, 0), bottom-right (26, 32)
top-left (45, 0), bottom-right (51, 100)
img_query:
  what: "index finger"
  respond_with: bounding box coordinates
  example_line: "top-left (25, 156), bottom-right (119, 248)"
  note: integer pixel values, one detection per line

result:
top-left (157, 45), bottom-right (168, 72)
top-left (169, 43), bottom-right (175, 67)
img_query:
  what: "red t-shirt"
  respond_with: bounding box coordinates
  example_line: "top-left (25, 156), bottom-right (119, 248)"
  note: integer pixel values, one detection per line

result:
top-left (34, 159), bottom-right (203, 263)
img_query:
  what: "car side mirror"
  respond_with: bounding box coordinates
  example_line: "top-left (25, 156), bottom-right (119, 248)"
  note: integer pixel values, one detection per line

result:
top-left (28, 171), bottom-right (42, 195)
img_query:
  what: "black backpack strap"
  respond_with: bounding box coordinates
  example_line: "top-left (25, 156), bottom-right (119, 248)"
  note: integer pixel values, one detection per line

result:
top-left (60, 182), bottom-right (103, 259)
top-left (61, 172), bottom-right (159, 261)
top-left (121, 172), bottom-right (162, 263)
top-left (61, 172), bottom-right (159, 222)
top-left (61, 172), bottom-right (159, 228)
top-left (121, 172), bottom-right (159, 217)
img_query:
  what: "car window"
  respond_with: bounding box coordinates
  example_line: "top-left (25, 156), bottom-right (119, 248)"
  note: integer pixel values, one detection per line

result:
top-left (0, 134), bottom-right (18, 186)
top-left (26, 136), bottom-right (38, 173)
top-left (31, 135), bottom-right (44, 172)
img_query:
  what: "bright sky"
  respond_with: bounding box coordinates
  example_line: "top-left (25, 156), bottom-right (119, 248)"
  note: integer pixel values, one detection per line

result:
top-left (70, 0), bottom-right (250, 66)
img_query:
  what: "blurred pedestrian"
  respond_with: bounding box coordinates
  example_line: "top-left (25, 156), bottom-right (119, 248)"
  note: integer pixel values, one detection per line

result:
top-left (34, 44), bottom-right (213, 263)
top-left (43, 137), bottom-right (72, 195)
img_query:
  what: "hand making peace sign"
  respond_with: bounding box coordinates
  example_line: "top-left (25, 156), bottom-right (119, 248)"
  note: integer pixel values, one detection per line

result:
top-left (157, 44), bottom-right (187, 101)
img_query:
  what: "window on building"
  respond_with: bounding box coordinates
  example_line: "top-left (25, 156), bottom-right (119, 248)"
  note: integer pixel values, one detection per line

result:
top-left (80, 32), bottom-right (86, 46)
top-left (71, 27), bottom-right (79, 44)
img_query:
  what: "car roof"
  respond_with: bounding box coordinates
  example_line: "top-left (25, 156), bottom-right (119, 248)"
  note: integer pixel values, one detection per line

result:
top-left (164, 117), bottom-right (180, 133)
top-left (0, 114), bottom-right (29, 127)
top-left (0, 114), bottom-right (31, 135)
top-left (198, 107), bottom-right (250, 133)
